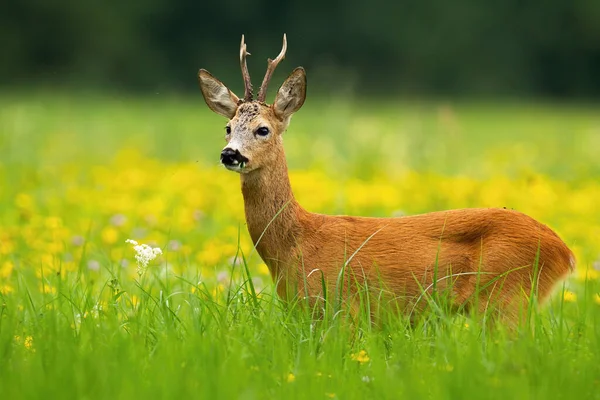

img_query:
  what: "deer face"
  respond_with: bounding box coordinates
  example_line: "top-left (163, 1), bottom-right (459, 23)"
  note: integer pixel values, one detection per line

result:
top-left (220, 102), bottom-right (282, 173)
top-left (197, 35), bottom-right (306, 174)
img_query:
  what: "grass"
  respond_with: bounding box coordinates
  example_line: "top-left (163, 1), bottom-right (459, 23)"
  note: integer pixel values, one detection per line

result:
top-left (1, 93), bottom-right (600, 399)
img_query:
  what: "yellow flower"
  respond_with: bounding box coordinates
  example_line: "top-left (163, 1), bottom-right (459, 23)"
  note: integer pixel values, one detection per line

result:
top-left (286, 373), bottom-right (296, 383)
top-left (575, 267), bottom-right (600, 281)
top-left (562, 290), bottom-right (577, 302)
top-left (325, 393), bottom-right (336, 398)
top-left (257, 263), bottom-right (270, 276)
top-left (585, 269), bottom-right (599, 281)
top-left (180, 245), bottom-right (193, 256)
top-left (0, 284), bottom-right (14, 294)
top-left (351, 350), bottom-right (370, 364)
top-left (45, 216), bottom-right (63, 230)
top-left (0, 261), bottom-right (14, 278)
top-left (197, 239), bottom-right (236, 266)
top-left (24, 336), bottom-right (34, 350)
top-left (46, 241), bottom-right (63, 255)
top-left (594, 294), bottom-right (600, 305)
top-left (101, 226), bottom-right (119, 245)
top-left (14, 193), bottom-right (34, 210)
top-left (0, 240), bottom-right (15, 255)
top-left (131, 295), bottom-right (140, 309)
top-left (40, 285), bottom-right (57, 295)
top-left (40, 253), bottom-right (55, 268)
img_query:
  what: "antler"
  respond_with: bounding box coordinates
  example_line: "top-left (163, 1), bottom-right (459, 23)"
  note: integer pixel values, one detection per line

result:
top-left (257, 34), bottom-right (288, 102)
top-left (240, 34), bottom-right (253, 101)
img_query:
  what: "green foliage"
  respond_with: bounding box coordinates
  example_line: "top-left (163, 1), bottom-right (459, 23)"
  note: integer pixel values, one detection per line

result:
top-left (1, 94), bottom-right (599, 398)
top-left (1, 1), bottom-right (600, 96)
top-left (1, 249), bottom-right (599, 399)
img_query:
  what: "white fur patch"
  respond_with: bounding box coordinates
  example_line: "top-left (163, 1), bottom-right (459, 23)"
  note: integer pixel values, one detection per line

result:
top-left (225, 137), bottom-right (244, 153)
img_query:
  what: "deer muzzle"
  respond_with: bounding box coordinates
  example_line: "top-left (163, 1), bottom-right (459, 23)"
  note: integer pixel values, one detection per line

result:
top-left (221, 148), bottom-right (249, 169)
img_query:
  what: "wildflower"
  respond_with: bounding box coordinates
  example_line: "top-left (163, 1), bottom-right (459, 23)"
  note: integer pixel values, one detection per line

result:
top-left (257, 263), bottom-right (270, 276)
top-left (0, 260), bottom-right (14, 278)
top-left (101, 227), bottom-right (119, 244)
top-left (325, 393), bottom-right (336, 398)
top-left (0, 284), bottom-right (14, 294)
top-left (168, 240), bottom-right (182, 251)
top-left (562, 290), bottom-right (577, 302)
top-left (14, 193), bottom-right (34, 210)
top-left (71, 235), bottom-right (85, 246)
top-left (217, 271), bottom-right (229, 284)
top-left (40, 285), bottom-right (57, 294)
top-left (44, 216), bottom-right (62, 230)
top-left (585, 268), bottom-right (599, 281)
top-left (0, 240), bottom-right (15, 255)
top-left (193, 209), bottom-right (205, 221)
top-left (576, 267), bottom-right (599, 281)
top-left (130, 295), bottom-right (140, 309)
top-left (87, 260), bottom-right (100, 271)
top-left (110, 214), bottom-right (128, 227)
top-left (594, 294), bottom-right (600, 305)
top-left (351, 350), bottom-right (370, 364)
top-left (286, 373), bottom-right (296, 383)
top-left (24, 336), bottom-right (34, 350)
top-left (125, 239), bottom-right (163, 276)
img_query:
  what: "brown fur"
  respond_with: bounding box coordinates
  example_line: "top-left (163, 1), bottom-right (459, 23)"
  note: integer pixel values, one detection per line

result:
top-left (197, 42), bottom-right (575, 325)
top-left (240, 143), bottom-right (574, 323)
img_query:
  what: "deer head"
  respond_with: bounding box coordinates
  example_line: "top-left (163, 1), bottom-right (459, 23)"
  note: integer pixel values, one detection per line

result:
top-left (198, 34), bottom-right (306, 174)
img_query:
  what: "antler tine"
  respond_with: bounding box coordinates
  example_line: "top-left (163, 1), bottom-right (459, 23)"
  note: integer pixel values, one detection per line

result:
top-left (257, 34), bottom-right (288, 102)
top-left (240, 34), bottom-right (253, 101)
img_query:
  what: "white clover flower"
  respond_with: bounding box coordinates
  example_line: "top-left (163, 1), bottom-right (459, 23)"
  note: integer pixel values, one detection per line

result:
top-left (126, 239), bottom-right (163, 276)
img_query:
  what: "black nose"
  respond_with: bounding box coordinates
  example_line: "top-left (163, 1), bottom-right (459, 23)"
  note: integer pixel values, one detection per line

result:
top-left (220, 148), bottom-right (249, 167)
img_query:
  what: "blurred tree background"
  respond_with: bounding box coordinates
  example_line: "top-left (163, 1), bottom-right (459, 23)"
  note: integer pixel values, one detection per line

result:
top-left (1, 0), bottom-right (599, 98)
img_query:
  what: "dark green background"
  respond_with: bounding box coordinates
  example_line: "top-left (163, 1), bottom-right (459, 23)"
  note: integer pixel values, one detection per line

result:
top-left (2, 0), bottom-right (599, 98)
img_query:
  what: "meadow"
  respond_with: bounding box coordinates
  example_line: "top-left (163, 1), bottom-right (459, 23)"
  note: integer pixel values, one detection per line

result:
top-left (1, 93), bottom-right (599, 399)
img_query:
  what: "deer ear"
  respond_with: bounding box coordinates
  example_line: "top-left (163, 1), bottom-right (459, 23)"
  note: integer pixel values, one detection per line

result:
top-left (198, 69), bottom-right (240, 119)
top-left (273, 67), bottom-right (306, 121)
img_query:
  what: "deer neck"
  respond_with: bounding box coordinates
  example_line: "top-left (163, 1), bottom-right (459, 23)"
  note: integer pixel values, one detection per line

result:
top-left (240, 150), bottom-right (304, 272)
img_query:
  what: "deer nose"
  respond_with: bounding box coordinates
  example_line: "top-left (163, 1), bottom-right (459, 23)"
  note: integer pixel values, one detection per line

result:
top-left (220, 148), bottom-right (249, 167)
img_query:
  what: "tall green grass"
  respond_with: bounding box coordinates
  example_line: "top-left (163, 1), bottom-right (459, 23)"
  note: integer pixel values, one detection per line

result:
top-left (1, 245), bottom-right (599, 399)
top-left (1, 93), bottom-right (599, 399)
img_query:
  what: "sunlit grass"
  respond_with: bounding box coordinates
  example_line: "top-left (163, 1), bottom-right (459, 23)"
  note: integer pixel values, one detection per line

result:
top-left (1, 93), bottom-right (599, 398)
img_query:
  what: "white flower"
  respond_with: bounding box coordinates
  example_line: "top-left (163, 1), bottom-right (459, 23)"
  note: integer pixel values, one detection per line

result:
top-left (126, 239), bottom-right (163, 276)
top-left (87, 260), bottom-right (100, 271)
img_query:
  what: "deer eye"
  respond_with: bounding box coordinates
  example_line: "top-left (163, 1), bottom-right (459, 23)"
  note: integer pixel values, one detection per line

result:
top-left (225, 126), bottom-right (231, 134)
top-left (255, 127), bottom-right (270, 137)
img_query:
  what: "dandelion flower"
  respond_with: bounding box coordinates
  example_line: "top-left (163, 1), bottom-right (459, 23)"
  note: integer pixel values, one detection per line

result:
top-left (351, 350), bottom-right (370, 364)
top-left (125, 239), bottom-right (163, 276)
top-left (562, 290), bottom-right (577, 302)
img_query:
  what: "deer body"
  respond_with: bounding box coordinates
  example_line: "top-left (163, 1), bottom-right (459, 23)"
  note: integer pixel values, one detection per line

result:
top-left (198, 35), bottom-right (574, 322)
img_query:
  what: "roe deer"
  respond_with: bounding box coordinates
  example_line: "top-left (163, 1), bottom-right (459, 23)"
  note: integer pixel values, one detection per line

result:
top-left (197, 34), bottom-right (575, 324)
